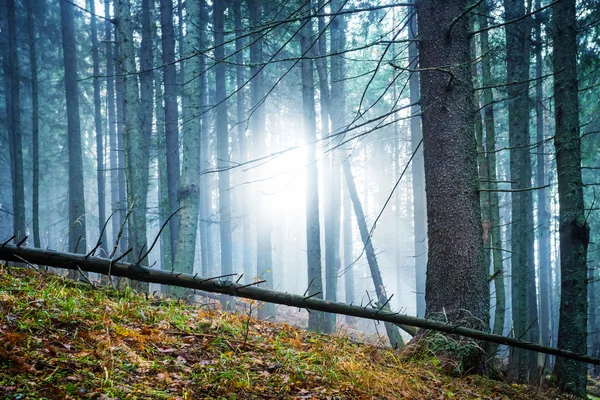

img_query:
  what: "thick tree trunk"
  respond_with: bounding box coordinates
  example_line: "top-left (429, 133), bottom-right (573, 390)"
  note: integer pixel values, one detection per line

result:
top-left (115, 0), bottom-right (150, 292)
top-left (89, 0), bottom-right (107, 256)
top-left (60, 0), bottom-right (87, 256)
top-left (213, 0), bottom-right (233, 279)
top-left (416, 0), bottom-right (489, 371)
top-left (479, 2), bottom-right (506, 343)
top-left (504, 0), bottom-right (539, 380)
top-left (300, 11), bottom-right (325, 332)
top-left (115, 38), bottom-right (128, 255)
top-left (408, 0), bottom-right (426, 319)
top-left (172, 0), bottom-right (203, 297)
top-left (552, 0), bottom-right (589, 396)
top-left (7, 0), bottom-right (26, 245)
top-left (160, 0), bottom-right (181, 260)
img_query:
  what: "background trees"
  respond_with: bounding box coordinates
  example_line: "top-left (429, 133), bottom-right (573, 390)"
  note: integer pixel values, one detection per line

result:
top-left (1, 0), bottom-right (598, 396)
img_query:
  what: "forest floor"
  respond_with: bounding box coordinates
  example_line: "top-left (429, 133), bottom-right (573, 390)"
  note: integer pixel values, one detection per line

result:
top-left (0, 266), bottom-right (595, 399)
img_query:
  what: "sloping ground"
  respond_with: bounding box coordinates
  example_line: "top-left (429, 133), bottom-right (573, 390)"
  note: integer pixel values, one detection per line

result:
top-left (0, 267), bottom-right (581, 399)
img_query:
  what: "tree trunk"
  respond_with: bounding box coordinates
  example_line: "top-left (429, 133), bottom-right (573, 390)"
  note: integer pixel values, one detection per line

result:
top-left (534, 0), bottom-right (551, 362)
top-left (172, 0), bottom-right (204, 297)
top-left (479, 2), bottom-right (506, 344)
top-left (248, 0), bottom-right (274, 318)
top-left (234, 0), bottom-right (253, 284)
top-left (300, 9), bottom-right (325, 332)
top-left (504, 0), bottom-right (538, 380)
top-left (104, 0), bottom-right (120, 253)
top-left (342, 158), bottom-right (404, 348)
top-left (6, 0), bottom-right (26, 245)
top-left (160, 0), bottom-right (181, 261)
top-left (552, 0), bottom-right (589, 395)
top-left (408, 0), bottom-right (426, 319)
top-left (115, 37), bottom-right (128, 255)
top-left (115, 0), bottom-right (150, 293)
top-left (416, 0), bottom-right (488, 371)
top-left (89, 0), bottom-right (107, 256)
top-left (60, 0), bottom-right (87, 256)
top-left (213, 0), bottom-right (233, 279)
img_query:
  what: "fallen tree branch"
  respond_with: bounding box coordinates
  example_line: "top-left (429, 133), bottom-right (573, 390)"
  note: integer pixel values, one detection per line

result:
top-left (0, 244), bottom-right (599, 366)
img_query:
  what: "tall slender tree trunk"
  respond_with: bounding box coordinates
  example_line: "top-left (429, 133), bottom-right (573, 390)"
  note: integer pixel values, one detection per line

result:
top-left (534, 0), bottom-right (551, 360)
top-left (416, 0), bottom-right (488, 371)
top-left (504, 0), bottom-right (538, 380)
top-left (160, 0), bottom-right (181, 261)
top-left (60, 0), bottom-right (87, 256)
top-left (234, 0), bottom-right (253, 283)
top-left (342, 158), bottom-right (403, 348)
top-left (115, 0), bottom-right (150, 293)
top-left (479, 2), bottom-right (506, 344)
top-left (89, 0), bottom-right (107, 255)
top-left (105, 0), bottom-right (120, 251)
top-left (6, 0), bottom-right (25, 245)
top-left (408, 1), bottom-right (426, 318)
top-left (172, 0), bottom-right (203, 297)
top-left (343, 185), bottom-right (354, 306)
top-left (198, 0), bottom-right (212, 278)
top-left (552, 0), bottom-right (589, 395)
top-left (213, 0), bottom-right (233, 279)
top-left (248, 0), bottom-right (274, 318)
top-left (26, 0), bottom-right (39, 248)
top-left (115, 38), bottom-right (128, 254)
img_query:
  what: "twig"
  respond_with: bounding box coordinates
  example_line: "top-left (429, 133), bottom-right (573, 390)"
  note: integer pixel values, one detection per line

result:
top-left (112, 248), bottom-right (132, 264)
top-left (1, 236), bottom-right (15, 247)
top-left (110, 203), bottom-right (134, 259)
top-left (137, 207), bottom-right (183, 264)
top-left (16, 236), bottom-right (28, 247)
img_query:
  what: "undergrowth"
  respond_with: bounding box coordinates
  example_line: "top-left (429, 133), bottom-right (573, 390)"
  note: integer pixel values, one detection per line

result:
top-left (0, 266), bottom-right (581, 399)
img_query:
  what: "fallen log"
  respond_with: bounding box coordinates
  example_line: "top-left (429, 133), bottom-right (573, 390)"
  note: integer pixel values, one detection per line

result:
top-left (1, 243), bottom-right (599, 366)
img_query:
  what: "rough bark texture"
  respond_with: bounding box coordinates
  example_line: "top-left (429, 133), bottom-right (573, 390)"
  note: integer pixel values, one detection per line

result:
top-left (60, 0), bottom-right (87, 255)
top-left (160, 0), bottom-right (181, 260)
top-left (300, 11), bottom-right (325, 332)
top-left (408, 0), bottom-right (427, 319)
top-left (172, 0), bottom-right (203, 297)
top-left (89, 0), bottom-right (107, 256)
top-left (416, 0), bottom-right (489, 371)
top-left (504, 0), bottom-right (538, 380)
top-left (479, 3), bottom-right (505, 343)
top-left (552, 0), bottom-right (589, 396)
top-left (213, 0), bottom-right (233, 279)
top-left (26, 0), bottom-right (40, 249)
top-left (115, 0), bottom-right (150, 293)
top-left (7, 0), bottom-right (26, 245)
top-left (115, 38), bottom-right (128, 254)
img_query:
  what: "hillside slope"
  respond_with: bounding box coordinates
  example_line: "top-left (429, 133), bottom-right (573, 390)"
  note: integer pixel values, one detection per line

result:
top-left (0, 267), bottom-right (579, 399)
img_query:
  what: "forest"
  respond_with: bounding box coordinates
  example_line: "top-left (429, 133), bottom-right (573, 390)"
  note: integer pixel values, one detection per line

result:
top-left (0, 0), bottom-right (599, 398)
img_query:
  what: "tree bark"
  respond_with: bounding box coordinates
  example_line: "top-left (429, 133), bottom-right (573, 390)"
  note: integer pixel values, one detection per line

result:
top-left (172, 0), bottom-right (204, 297)
top-left (552, 0), bottom-right (589, 395)
top-left (115, 0), bottom-right (150, 292)
top-left (60, 0), bottom-right (87, 256)
top-left (300, 9), bottom-right (325, 332)
top-left (416, 0), bottom-right (489, 371)
top-left (160, 0), bottom-right (181, 260)
top-left (213, 0), bottom-right (233, 280)
top-left (7, 0), bottom-right (26, 245)
top-left (89, 0), bottom-right (107, 256)
top-left (408, 0), bottom-right (426, 319)
top-left (479, 2), bottom-right (506, 344)
top-left (504, 0), bottom-right (538, 380)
